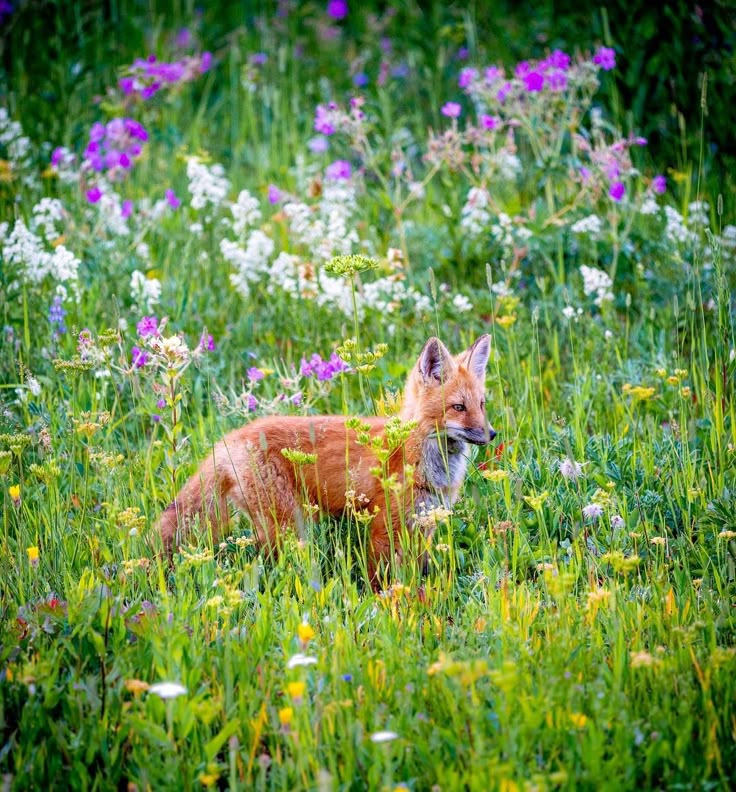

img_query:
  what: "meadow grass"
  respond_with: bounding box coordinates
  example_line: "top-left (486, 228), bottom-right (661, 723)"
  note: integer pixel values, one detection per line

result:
top-left (1, 2), bottom-right (735, 790)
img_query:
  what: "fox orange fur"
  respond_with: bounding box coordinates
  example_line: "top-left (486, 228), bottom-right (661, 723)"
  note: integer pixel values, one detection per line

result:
top-left (157, 335), bottom-right (495, 585)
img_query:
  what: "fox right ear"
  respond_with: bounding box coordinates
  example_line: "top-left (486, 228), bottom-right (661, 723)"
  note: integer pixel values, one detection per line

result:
top-left (418, 337), bottom-right (455, 384)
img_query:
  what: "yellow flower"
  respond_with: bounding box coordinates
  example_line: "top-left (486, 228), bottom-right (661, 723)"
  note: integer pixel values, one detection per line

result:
top-left (654, 368), bottom-right (668, 378)
top-left (523, 491), bottom-right (549, 511)
top-left (650, 536), bottom-right (667, 547)
top-left (482, 469), bottom-right (508, 482)
top-left (278, 706), bottom-right (294, 726)
top-left (297, 621), bottom-right (315, 645)
top-left (495, 314), bottom-right (517, 329)
top-left (666, 375), bottom-right (679, 386)
top-left (624, 385), bottom-right (656, 401)
top-left (198, 768), bottom-right (220, 787)
top-left (680, 386), bottom-right (691, 399)
top-left (569, 712), bottom-right (588, 728)
top-left (9, 484), bottom-right (20, 500)
top-left (124, 679), bottom-right (150, 696)
top-left (26, 546), bottom-right (39, 564)
top-left (286, 681), bottom-right (307, 701)
top-left (630, 650), bottom-right (660, 669)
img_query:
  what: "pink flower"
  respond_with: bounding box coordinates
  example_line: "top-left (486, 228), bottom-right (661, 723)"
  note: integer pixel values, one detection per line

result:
top-left (325, 159), bottom-right (352, 180)
top-left (121, 200), bottom-right (133, 218)
top-left (199, 331), bottom-right (215, 352)
top-left (136, 316), bottom-right (158, 337)
top-left (458, 67), bottom-right (478, 89)
top-left (326, 0), bottom-right (347, 20)
top-left (267, 184), bottom-right (282, 204)
top-left (523, 71), bottom-right (544, 92)
top-left (86, 186), bottom-right (103, 204)
top-left (441, 102), bottom-right (462, 118)
top-left (652, 175), bottom-right (666, 195)
top-left (480, 114), bottom-right (499, 130)
top-left (593, 46), bottom-right (616, 71)
top-left (609, 181), bottom-right (625, 202)
top-left (247, 367), bottom-right (264, 382)
top-left (131, 346), bottom-right (148, 368)
top-left (165, 189), bottom-right (181, 209)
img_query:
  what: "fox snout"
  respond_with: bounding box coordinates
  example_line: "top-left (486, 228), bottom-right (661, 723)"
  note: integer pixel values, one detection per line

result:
top-left (462, 424), bottom-right (497, 445)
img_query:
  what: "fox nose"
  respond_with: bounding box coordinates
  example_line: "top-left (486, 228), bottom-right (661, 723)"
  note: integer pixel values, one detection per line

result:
top-left (488, 426), bottom-right (497, 441)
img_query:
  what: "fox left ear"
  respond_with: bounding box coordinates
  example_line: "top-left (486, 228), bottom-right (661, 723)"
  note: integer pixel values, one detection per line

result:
top-left (464, 334), bottom-right (491, 380)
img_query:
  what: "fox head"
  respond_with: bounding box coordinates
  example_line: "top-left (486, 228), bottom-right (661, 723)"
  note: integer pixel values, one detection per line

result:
top-left (402, 335), bottom-right (496, 445)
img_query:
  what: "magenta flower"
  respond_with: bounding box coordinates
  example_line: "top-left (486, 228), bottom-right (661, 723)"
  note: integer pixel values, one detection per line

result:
top-left (300, 352), bottom-right (349, 380)
top-left (480, 114), bottom-right (499, 130)
top-left (156, 398), bottom-right (166, 409)
top-left (593, 46), bottom-right (616, 71)
top-left (247, 394), bottom-right (258, 411)
top-left (200, 52), bottom-right (213, 72)
top-left (458, 67), bottom-right (478, 89)
top-left (307, 136), bottom-right (329, 153)
top-left (547, 70), bottom-right (567, 92)
top-left (121, 199), bottom-right (133, 218)
top-left (523, 71), bottom-right (544, 92)
top-left (165, 189), bottom-right (181, 209)
top-left (199, 331), bottom-right (215, 352)
top-left (131, 346), bottom-right (148, 368)
top-left (547, 49), bottom-right (571, 71)
top-left (291, 392), bottom-right (303, 406)
top-left (325, 159), bottom-right (352, 180)
top-left (326, 0), bottom-right (347, 19)
top-left (579, 166), bottom-right (591, 183)
top-left (250, 52), bottom-right (268, 66)
top-left (497, 81), bottom-right (511, 103)
top-left (136, 316), bottom-right (158, 337)
top-left (267, 184), bottom-right (282, 204)
top-left (86, 186), bottom-right (103, 204)
top-left (50, 147), bottom-right (65, 166)
top-left (484, 66), bottom-right (502, 83)
top-left (247, 367), bottom-right (265, 382)
top-left (441, 102), bottom-right (462, 118)
top-left (609, 181), bottom-right (625, 202)
top-left (314, 104), bottom-right (336, 136)
top-left (652, 175), bottom-right (667, 195)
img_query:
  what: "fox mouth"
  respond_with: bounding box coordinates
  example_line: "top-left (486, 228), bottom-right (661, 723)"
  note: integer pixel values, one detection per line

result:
top-left (444, 427), bottom-right (493, 446)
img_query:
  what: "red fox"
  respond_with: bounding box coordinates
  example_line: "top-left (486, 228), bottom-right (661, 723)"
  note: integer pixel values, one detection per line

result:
top-left (157, 335), bottom-right (495, 585)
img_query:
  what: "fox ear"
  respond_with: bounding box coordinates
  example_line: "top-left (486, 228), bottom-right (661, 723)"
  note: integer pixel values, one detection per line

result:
top-left (418, 337), bottom-right (455, 384)
top-left (463, 334), bottom-right (491, 380)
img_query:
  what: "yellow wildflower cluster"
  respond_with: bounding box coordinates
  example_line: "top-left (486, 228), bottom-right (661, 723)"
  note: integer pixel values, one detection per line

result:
top-left (622, 383), bottom-right (656, 401)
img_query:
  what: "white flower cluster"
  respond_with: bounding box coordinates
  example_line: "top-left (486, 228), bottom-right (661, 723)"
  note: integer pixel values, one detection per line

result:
top-left (460, 187), bottom-right (492, 237)
top-left (492, 150), bottom-right (522, 182)
top-left (0, 108), bottom-right (36, 188)
top-left (579, 264), bottom-right (613, 306)
top-left (663, 206), bottom-right (695, 246)
top-left (638, 197), bottom-right (660, 216)
top-left (491, 212), bottom-right (531, 256)
top-left (130, 270), bottom-right (162, 312)
top-left (2, 219), bottom-right (81, 296)
top-left (96, 188), bottom-right (131, 236)
top-left (223, 230), bottom-right (275, 299)
top-left (570, 214), bottom-right (603, 239)
top-left (32, 198), bottom-right (65, 242)
top-left (186, 157), bottom-right (231, 212)
top-left (231, 189), bottom-right (262, 236)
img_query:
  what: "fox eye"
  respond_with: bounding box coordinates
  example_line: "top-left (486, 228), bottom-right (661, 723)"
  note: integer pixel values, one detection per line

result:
top-left (452, 403), bottom-right (466, 412)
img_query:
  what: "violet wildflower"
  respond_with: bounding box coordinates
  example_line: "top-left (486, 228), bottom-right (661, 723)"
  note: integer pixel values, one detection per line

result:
top-left (523, 71), bottom-right (544, 92)
top-left (86, 186), bottom-right (103, 204)
top-left (484, 66), bottom-right (501, 83)
top-left (559, 458), bottom-right (584, 481)
top-left (497, 81), bottom-right (511, 103)
top-left (609, 181), bottom-right (625, 202)
top-left (514, 60), bottom-right (531, 77)
top-left (582, 503), bottom-right (604, 521)
top-left (131, 346), bottom-right (148, 368)
top-left (250, 52), bottom-right (268, 66)
top-left (326, 0), bottom-right (348, 19)
top-left (593, 46), bottom-right (616, 71)
top-left (314, 104), bottom-right (336, 136)
top-left (652, 175), bottom-right (666, 195)
top-left (51, 147), bottom-right (65, 166)
top-left (441, 102), bottom-right (462, 118)
top-left (199, 331), bottom-right (215, 352)
top-left (247, 394), bottom-right (258, 411)
top-left (547, 69), bottom-right (567, 92)
top-left (458, 67), bottom-right (478, 89)
top-left (267, 184), bottom-right (282, 204)
top-left (456, 46), bottom-right (469, 60)
top-left (291, 392), bottom-right (303, 406)
top-left (48, 296), bottom-right (67, 337)
top-left (200, 52), bottom-right (213, 72)
top-left (136, 316), bottom-right (158, 337)
top-left (152, 414), bottom-right (161, 423)
top-left (307, 136), bottom-right (329, 153)
top-left (547, 49), bottom-right (571, 70)
top-left (165, 189), bottom-right (181, 209)
top-left (0, 1), bottom-right (13, 23)
top-left (325, 159), bottom-right (352, 180)
top-left (353, 72), bottom-right (369, 87)
top-left (121, 199), bottom-right (133, 218)
top-left (247, 367), bottom-right (264, 382)
top-left (156, 398), bottom-right (166, 409)
top-left (480, 114), bottom-right (499, 130)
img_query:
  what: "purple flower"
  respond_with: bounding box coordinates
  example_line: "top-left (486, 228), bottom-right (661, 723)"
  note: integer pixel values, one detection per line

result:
top-left (547, 49), bottom-right (571, 71)
top-left (632, 136), bottom-right (648, 146)
top-left (86, 186), bottom-right (103, 204)
top-left (300, 352), bottom-right (349, 380)
top-left (353, 72), bottom-right (369, 87)
top-left (593, 46), bottom-right (616, 71)
top-left (314, 104), bottom-right (336, 136)
top-left (267, 184), bottom-right (282, 204)
top-left (480, 114), bottom-right (499, 130)
top-left (152, 414), bottom-right (161, 423)
top-left (484, 66), bottom-right (501, 83)
top-left (325, 159), bottom-right (352, 180)
top-left (199, 331), bottom-right (215, 352)
top-left (247, 367), bottom-right (264, 382)
top-left (547, 69), bottom-right (567, 92)
top-left (497, 81), bottom-right (511, 103)
top-left (165, 189), bottom-right (181, 209)
top-left (523, 71), bottom-right (544, 92)
top-left (456, 47), bottom-right (469, 61)
top-left (327, 0), bottom-right (348, 19)
top-left (291, 392), bottom-right (303, 406)
top-left (50, 147), bottom-right (65, 166)
top-left (48, 296), bottom-right (67, 336)
top-left (200, 52), bottom-right (213, 73)
top-left (89, 122), bottom-right (106, 142)
top-left (441, 102), bottom-right (462, 118)
top-left (652, 175), bottom-right (666, 195)
top-left (136, 316), bottom-right (158, 337)
top-left (121, 199), bottom-right (133, 218)
top-left (131, 346), bottom-right (148, 368)
top-left (514, 61), bottom-right (531, 78)
top-left (458, 67), bottom-right (478, 89)
top-left (609, 181), bottom-right (625, 202)
top-left (156, 398), bottom-right (166, 409)
top-left (247, 394), bottom-right (258, 411)
top-left (307, 136), bottom-right (329, 153)
top-left (579, 166), bottom-right (591, 183)
top-left (250, 52), bottom-right (268, 66)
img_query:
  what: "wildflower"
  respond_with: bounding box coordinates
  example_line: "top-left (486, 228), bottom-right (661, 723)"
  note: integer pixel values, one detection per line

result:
top-left (441, 102), bottom-right (461, 118)
top-left (609, 181), bottom-right (625, 202)
top-left (278, 706), bottom-right (294, 727)
top-left (593, 46), bottom-right (616, 71)
top-left (286, 680), bottom-right (307, 702)
top-left (622, 384), bottom-right (656, 401)
top-left (199, 331), bottom-right (215, 352)
top-left (165, 189), bottom-right (181, 209)
top-left (124, 679), bottom-right (150, 695)
top-left (326, 0), bottom-right (348, 19)
top-left (247, 367), bottom-right (264, 382)
top-left (482, 469), bottom-right (508, 482)
top-left (136, 316), bottom-right (158, 337)
top-left (325, 159), bottom-right (352, 180)
top-left (582, 503), bottom-right (604, 521)
top-left (480, 114), bottom-right (499, 130)
top-left (131, 346), bottom-right (148, 368)
top-left (26, 546), bottom-right (39, 566)
top-left (9, 484), bottom-right (21, 502)
top-left (287, 653), bottom-right (318, 669)
top-left (370, 730), bottom-right (399, 743)
top-left (523, 491), bottom-right (549, 511)
top-left (48, 295), bottom-right (67, 337)
top-left (559, 458), bottom-right (584, 481)
top-left (86, 186), bottom-right (103, 203)
top-left (610, 514), bottom-right (625, 530)
top-left (198, 768), bottom-right (220, 787)
top-left (650, 536), bottom-right (667, 547)
top-left (652, 175), bottom-right (666, 194)
top-left (297, 621), bottom-right (316, 645)
top-left (569, 712), bottom-right (588, 728)
top-left (307, 135), bottom-right (329, 153)
top-left (630, 650), bottom-right (659, 669)
top-left (523, 71), bottom-right (544, 92)
top-left (718, 530), bottom-right (736, 540)
top-left (148, 681), bottom-right (187, 699)
top-left (267, 184), bottom-right (282, 204)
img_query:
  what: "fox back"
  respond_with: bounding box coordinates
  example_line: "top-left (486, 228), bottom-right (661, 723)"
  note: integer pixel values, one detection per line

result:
top-left (157, 335), bottom-right (494, 585)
